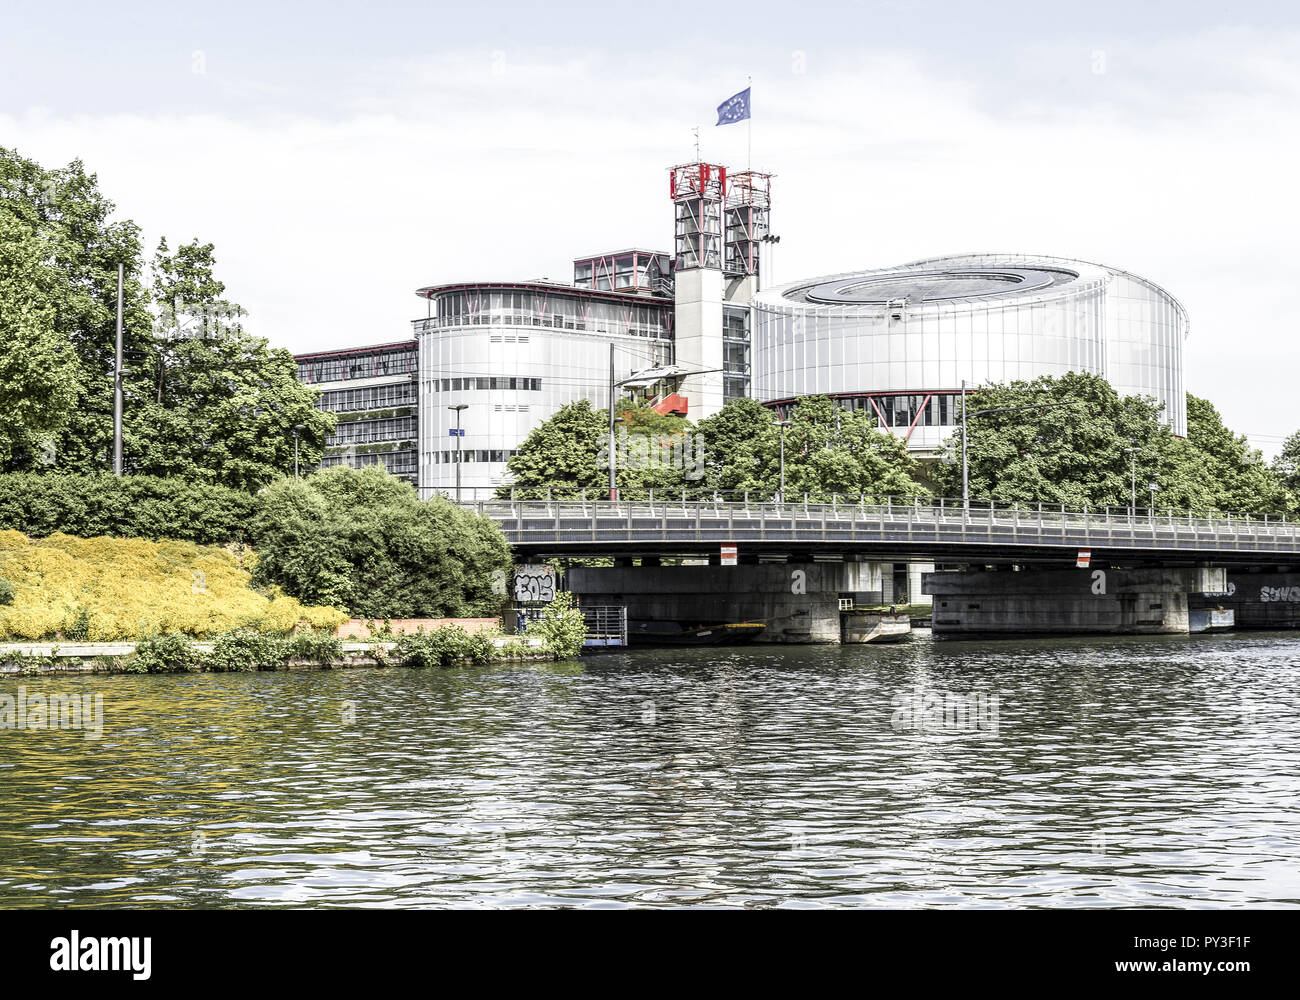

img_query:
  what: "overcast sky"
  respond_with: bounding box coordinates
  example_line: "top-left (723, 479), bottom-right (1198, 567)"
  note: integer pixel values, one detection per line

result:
top-left (3, 1), bottom-right (1297, 453)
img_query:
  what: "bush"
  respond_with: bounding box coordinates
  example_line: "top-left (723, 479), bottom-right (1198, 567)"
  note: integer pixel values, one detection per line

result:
top-left (0, 578), bottom-right (12, 605)
top-left (464, 630), bottom-right (496, 665)
top-left (289, 628), bottom-right (344, 665)
top-left (249, 465), bottom-right (512, 619)
top-left (0, 530), bottom-right (346, 640)
top-left (527, 592), bottom-right (587, 660)
top-left (0, 473), bottom-right (257, 545)
top-left (392, 625), bottom-right (499, 668)
top-left (499, 638), bottom-right (531, 660)
top-left (132, 632), bottom-right (197, 673)
top-left (63, 605), bottom-right (92, 641)
top-left (208, 629), bottom-right (292, 672)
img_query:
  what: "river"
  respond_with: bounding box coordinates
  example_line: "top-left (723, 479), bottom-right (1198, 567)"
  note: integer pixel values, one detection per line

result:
top-left (1, 631), bottom-right (1297, 908)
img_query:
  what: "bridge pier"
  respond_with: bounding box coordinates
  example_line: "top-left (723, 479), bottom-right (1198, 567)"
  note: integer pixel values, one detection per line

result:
top-left (1191, 569), bottom-right (1300, 629)
top-left (569, 563), bottom-right (853, 643)
top-left (923, 566), bottom-right (1228, 636)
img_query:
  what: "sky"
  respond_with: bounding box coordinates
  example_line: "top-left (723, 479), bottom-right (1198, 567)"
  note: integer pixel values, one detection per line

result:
top-left (2, 1), bottom-right (1298, 454)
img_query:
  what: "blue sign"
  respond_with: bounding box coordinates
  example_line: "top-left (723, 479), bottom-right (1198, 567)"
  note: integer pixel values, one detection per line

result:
top-left (448, 428), bottom-right (464, 437)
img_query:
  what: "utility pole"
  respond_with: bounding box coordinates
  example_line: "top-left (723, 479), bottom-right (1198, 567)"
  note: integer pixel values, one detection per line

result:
top-left (608, 342), bottom-right (616, 503)
top-left (113, 263), bottom-right (124, 476)
top-left (1124, 446), bottom-right (1140, 513)
top-left (292, 424), bottom-right (306, 481)
top-left (960, 380), bottom-right (968, 509)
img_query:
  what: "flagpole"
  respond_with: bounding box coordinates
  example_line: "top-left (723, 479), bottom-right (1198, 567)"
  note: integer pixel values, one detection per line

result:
top-left (747, 75), bottom-right (752, 170)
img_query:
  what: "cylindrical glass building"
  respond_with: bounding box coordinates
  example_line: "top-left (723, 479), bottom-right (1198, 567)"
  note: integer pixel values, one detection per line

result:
top-left (751, 253), bottom-right (1189, 450)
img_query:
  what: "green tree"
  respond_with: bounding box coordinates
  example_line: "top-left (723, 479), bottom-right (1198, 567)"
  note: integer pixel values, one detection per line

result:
top-left (696, 396), bottom-right (925, 499)
top-left (779, 396), bottom-right (926, 499)
top-left (0, 146), bottom-right (332, 489)
top-left (502, 399), bottom-right (607, 496)
top-left (1169, 395), bottom-right (1289, 515)
top-left (931, 372), bottom-right (1174, 508)
top-left (129, 332), bottom-right (333, 492)
top-left (1271, 429), bottom-right (1300, 502)
top-left (527, 591), bottom-right (587, 659)
top-left (0, 207), bottom-right (79, 467)
top-left (0, 147), bottom-right (152, 473)
top-left (931, 375), bottom-right (1289, 515)
top-left (501, 397), bottom-right (693, 497)
top-left (251, 465), bottom-right (512, 619)
top-left (694, 397), bottom-right (782, 492)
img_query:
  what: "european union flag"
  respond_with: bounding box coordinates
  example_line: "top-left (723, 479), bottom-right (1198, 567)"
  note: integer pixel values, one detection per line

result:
top-left (716, 87), bottom-right (750, 126)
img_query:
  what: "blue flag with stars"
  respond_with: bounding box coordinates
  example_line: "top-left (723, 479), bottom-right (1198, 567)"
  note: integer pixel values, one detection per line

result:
top-left (716, 87), bottom-right (750, 126)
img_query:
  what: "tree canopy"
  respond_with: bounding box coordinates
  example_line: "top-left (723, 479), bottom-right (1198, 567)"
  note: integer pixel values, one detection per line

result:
top-left (251, 465), bottom-right (511, 619)
top-left (0, 206), bottom-right (79, 468)
top-left (0, 145), bottom-right (332, 489)
top-left (931, 373), bottom-right (1292, 514)
top-left (501, 394), bottom-right (926, 499)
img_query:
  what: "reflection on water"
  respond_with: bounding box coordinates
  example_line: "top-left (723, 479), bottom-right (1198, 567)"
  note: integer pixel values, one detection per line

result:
top-left (1, 631), bottom-right (1298, 908)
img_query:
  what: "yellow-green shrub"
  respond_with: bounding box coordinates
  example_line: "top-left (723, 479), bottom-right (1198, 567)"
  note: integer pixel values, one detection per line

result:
top-left (0, 530), bottom-right (347, 641)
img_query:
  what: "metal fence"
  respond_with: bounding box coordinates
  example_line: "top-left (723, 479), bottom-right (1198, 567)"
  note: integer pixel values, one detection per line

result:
top-left (581, 605), bottom-right (628, 647)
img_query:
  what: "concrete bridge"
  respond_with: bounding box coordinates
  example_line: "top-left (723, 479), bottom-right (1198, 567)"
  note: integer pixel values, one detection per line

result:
top-left (472, 497), bottom-right (1300, 641)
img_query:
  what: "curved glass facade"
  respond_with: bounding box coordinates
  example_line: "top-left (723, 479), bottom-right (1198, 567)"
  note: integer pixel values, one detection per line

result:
top-left (415, 283), bottom-right (674, 495)
top-left (752, 254), bottom-right (1188, 449)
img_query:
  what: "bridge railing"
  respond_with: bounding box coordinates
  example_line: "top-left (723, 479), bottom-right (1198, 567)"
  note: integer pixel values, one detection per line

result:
top-left (455, 488), bottom-right (1292, 532)
top-left (468, 494), bottom-right (1300, 553)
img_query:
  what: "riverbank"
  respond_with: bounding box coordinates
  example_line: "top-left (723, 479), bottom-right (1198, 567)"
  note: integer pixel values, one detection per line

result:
top-left (0, 636), bottom-right (552, 675)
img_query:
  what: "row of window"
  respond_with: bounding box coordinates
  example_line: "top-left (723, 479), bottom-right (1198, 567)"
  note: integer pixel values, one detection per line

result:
top-left (328, 417), bottom-right (418, 446)
top-left (298, 347), bottom-right (417, 385)
top-left (770, 394), bottom-right (963, 429)
top-left (320, 449), bottom-right (418, 480)
top-left (872, 393), bottom-right (959, 428)
top-left (423, 291), bottom-right (672, 339)
top-left (317, 383), bottom-right (417, 413)
top-left (419, 313), bottom-right (669, 338)
top-left (433, 449), bottom-right (520, 464)
top-left (430, 377), bottom-right (543, 392)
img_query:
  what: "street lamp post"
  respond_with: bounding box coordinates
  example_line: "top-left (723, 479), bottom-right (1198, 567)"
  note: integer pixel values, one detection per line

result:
top-left (960, 380), bottom-right (968, 508)
top-left (448, 404), bottom-right (468, 501)
top-left (776, 417), bottom-right (789, 503)
top-left (608, 343), bottom-right (616, 503)
top-left (1124, 446), bottom-right (1140, 513)
top-left (292, 424), bottom-right (306, 480)
top-left (605, 352), bottom-right (723, 503)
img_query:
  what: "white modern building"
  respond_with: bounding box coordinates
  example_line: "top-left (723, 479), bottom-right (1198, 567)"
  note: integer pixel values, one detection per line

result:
top-left (298, 167), bottom-right (1190, 501)
top-left (411, 277), bottom-right (675, 495)
top-left (405, 162), bottom-right (772, 496)
top-left (752, 254), bottom-right (1189, 450)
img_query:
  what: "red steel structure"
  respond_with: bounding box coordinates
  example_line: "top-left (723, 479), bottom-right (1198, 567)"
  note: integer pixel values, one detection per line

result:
top-left (724, 169), bottom-right (772, 277)
top-left (669, 162), bottom-right (727, 270)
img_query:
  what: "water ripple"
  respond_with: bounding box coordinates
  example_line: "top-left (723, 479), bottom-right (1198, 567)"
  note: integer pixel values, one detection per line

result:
top-left (0, 632), bottom-right (1298, 907)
